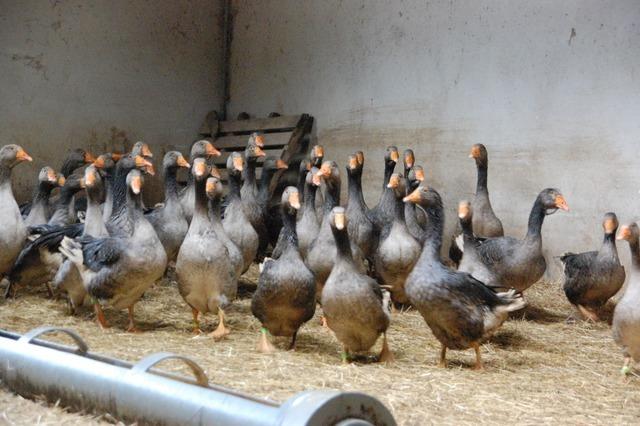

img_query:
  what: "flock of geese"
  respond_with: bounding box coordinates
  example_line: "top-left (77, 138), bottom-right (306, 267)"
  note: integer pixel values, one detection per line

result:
top-left (0, 137), bottom-right (638, 373)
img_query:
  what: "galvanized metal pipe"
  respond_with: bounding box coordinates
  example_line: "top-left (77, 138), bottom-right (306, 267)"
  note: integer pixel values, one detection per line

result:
top-left (0, 327), bottom-right (395, 426)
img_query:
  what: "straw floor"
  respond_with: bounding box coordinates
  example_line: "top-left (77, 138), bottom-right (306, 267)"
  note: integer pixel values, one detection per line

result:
top-left (1, 266), bottom-right (640, 425)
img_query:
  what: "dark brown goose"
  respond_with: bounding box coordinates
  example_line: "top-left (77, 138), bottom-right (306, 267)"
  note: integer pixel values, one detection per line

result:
top-left (404, 186), bottom-right (525, 369)
top-left (561, 212), bottom-right (625, 321)
top-left (251, 186), bottom-right (315, 352)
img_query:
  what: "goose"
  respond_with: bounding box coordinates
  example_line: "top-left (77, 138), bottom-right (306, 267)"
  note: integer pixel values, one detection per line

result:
top-left (296, 166), bottom-right (320, 260)
top-left (222, 152), bottom-right (259, 274)
top-left (258, 156), bottom-right (288, 250)
top-left (252, 186), bottom-right (315, 352)
top-left (145, 151), bottom-right (191, 262)
top-left (23, 167), bottom-right (64, 226)
top-left (60, 169), bottom-right (167, 332)
top-left (307, 161), bottom-right (365, 299)
top-left (240, 136), bottom-right (267, 258)
top-left (374, 173), bottom-right (421, 305)
top-left (405, 165), bottom-right (426, 241)
top-left (458, 188), bottom-right (569, 292)
top-left (321, 207), bottom-right (393, 363)
top-left (369, 146), bottom-right (400, 233)
top-left (345, 152), bottom-right (375, 260)
top-left (0, 145), bottom-right (32, 284)
top-left (179, 140), bottom-right (221, 223)
top-left (450, 144), bottom-right (504, 266)
top-left (561, 212), bottom-right (625, 321)
top-left (613, 223), bottom-right (640, 375)
top-left (176, 160), bottom-right (235, 339)
top-left (404, 186), bottom-right (525, 369)
top-left (54, 165), bottom-right (110, 313)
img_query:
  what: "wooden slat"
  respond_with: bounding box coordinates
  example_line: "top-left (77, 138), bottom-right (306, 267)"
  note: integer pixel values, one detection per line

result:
top-left (219, 115), bottom-right (301, 135)
top-left (212, 131), bottom-right (293, 150)
top-left (213, 148), bottom-right (284, 169)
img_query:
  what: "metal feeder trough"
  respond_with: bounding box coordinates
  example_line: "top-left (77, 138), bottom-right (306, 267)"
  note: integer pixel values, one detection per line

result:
top-left (0, 326), bottom-right (396, 426)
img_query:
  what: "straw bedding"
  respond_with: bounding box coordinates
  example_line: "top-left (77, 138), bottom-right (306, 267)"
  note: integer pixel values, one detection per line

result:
top-left (1, 266), bottom-right (640, 425)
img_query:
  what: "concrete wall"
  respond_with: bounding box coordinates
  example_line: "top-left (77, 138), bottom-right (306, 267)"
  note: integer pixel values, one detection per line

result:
top-left (0, 0), bottom-right (225, 198)
top-left (228, 0), bottom-right (640, 278)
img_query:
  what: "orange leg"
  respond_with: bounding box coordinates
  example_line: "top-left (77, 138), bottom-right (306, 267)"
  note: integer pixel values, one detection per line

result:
top-left (209, 308), bottom-right (230, 340)
top-left (577, 305), bottom-right (600, 322)
top-left (94, 304), bottom-right (110, 329)
top-left (257, 327), bottom-right (276, 353)
top-left (378, 333), bottom-right (394, 364)
top-left (191, 307), bottom-right (202, 335)
top-left (126, 305), bottom-right (140, 333)
top-left (438, 344), bottom-right (447, 368)
top-left (472, 342), bottom-right (484, 371)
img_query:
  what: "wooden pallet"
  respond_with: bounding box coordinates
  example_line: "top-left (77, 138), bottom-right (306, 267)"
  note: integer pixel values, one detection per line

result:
top-left (198, 111), bottom-right (315, 172)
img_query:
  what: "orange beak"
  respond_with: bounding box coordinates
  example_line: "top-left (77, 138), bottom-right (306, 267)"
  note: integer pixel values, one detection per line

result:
top-left (404, 153), bottom-right (414, 168)
top-left (47, 169), bottom-right (58, 183)
top-left (469, 145), bottom-right (481, 159)
top-left (135, 155), bottom-right (155, 176)
top-left (458, 201), bottom-right (471, 219)
top-left (205, 142), bottom-right (222, 157)
top-left (254, 146), bottom-right (266, 157)
top-left (617, 225), bottom-right (631, 241)
top-left (389, 150), bottom-right (399, 162)
top-left (289, 191), bottom-right (301, 209)
top-left (313, 145), bottom-right (324, 158)
top-left (254, 135), bottom-right (265, 148)
top-left (232, 155), bottom-right (244, 172)
top-left (141, 144), bottom-right (153, 158)
top-left (334, 212), bottom-right (346, 230)
top-left (555, 195), bottom-right (569, 211)
top-left (84, 151), bottom-right (96, 164)
top-left (355, 151), bottom-right (364, 166)
top-left (276, 159), bottom-right (288, 170)
top-left (57, 176), bottom-right (66, 186)
top-left (194, 161), bottom-right (207, 178)
top-left (176, 155), bottom-right (190, 169)
top-left (85, 171), bottom-right (96, 187)
top-left (415, 168), bottom-right (425, 182)
top-left (130, 176), bottom-right (142, 194)
top-left (387, 175), bottom-right (400, 189)
top-left (210, 166), bottom-right (221, 179)
top-left (348, 156), bottom-right (359, 170)
top-left (403, 187), bottom-right (423, 204)
top-left (206, 177), bottom-right (216, 194)
top-left (16, 149), bottom-right (32, 162)
top-left (93, 156), bottom-right (106, 169)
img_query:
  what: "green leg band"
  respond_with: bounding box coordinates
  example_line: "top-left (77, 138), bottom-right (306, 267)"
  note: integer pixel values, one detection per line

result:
top-left (621, 365), bottom-right (632, 375)
top-left (260, 327), bottom-right (269, 335)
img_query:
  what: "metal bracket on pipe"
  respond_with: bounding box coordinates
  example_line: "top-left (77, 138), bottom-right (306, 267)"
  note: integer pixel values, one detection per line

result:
top-left (18, 326), bottom-right (89, 354)
top-left (132, 352), bottom-right (209, 387)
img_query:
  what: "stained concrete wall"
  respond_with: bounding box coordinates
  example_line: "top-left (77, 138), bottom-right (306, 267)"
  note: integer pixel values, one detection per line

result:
top-left (228, 0), bottom-right (640, 277)
top-left (0, 0), bottom-right (224, 199)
